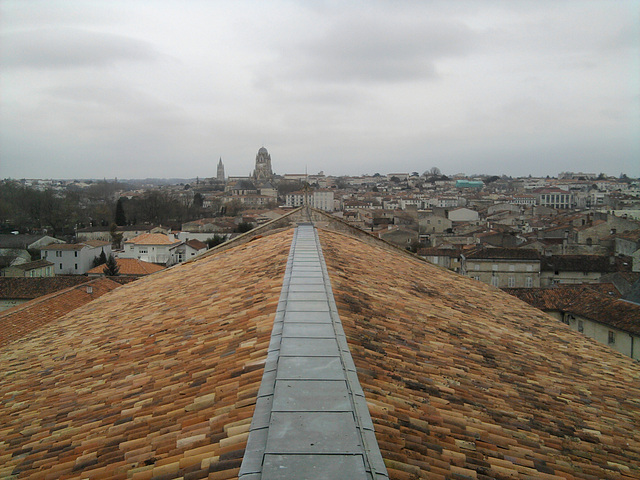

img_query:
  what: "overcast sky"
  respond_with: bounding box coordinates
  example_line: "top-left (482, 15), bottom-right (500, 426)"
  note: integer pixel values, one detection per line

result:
top-left (1, 1), bottom-right (639, 179)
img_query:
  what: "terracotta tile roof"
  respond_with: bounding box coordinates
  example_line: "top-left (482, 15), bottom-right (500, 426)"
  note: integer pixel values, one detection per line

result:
top-left (86, 258), bottom-right (166, 276)
top-left (185, 239), bottom-right (207, 250)
top-left (0, 229), bottom-right (292, 480)
top-left (504, 285), bottom-right (640, 336)
top-left (318, 228), bottom-right (640, 480)
top-left (125, 233), bottom-right (180, 245)
top-left (41, 243), bottom-right (85, 251)
top-left (11, 258), bottom-right (53, 271)
top-left (82, 240), bottom-right (112, 248)
top-left (0, 276), bottom-right (92, 299)
top-left (0, 277), bottom-right (122, 347)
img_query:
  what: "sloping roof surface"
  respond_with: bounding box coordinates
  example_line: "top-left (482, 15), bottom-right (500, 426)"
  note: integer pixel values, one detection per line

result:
top-left (86, 258), bottom-right (166, 276)
top-left (504, 285), bottom-right (640, 336)
top-left (0, 230), bottom-right (291, 479)
top-left (0, 277), bottom-right (122, 347)
top-left (318, 229), bottom-right (640, 480)
top-left (11, 259), bottom-right (53, 271)
top-left (0, 276), bottom-right (92, 299)
top-left (125, 233), bottom-right (180, 245)
top-left (1, 225), bottom-right (639, 479)
top-left (41, 243), bottom-right (85, 251)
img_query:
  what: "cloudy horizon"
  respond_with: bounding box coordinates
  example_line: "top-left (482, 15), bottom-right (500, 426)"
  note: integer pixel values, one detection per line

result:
top-left (1, 0), bottom-right (639, 180)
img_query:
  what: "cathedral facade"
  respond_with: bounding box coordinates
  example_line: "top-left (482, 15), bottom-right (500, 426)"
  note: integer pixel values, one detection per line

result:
top-left (252, 147), bottom-right (274, 182)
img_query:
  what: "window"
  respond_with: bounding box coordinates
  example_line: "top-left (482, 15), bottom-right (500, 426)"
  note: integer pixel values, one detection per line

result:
top-left (492, 264), bottom-right (498, 271)
top-left (508, 277), bottom-right (515, 287)
top-left (563, 313), bottom-right (574, 325)
top-left (139, 249), bottom-right (148, 254)
top-left (74, 251), bottom-right (78, 257)
top-left (509, 265), bottom-right (515, 272)
top-left (491, 276), bottom-right (499, 287)
top-left (526, 265), bottom-right (533, 272)
top-left (74, 264), bottom-right (78, 270)
top-left (608, 331), bottom-right (616, 345)
top-left (59, 263), bottom-right (63, 270)
top-left (525, 277), bottom-right (532, 288)
top-left (578, 320), bottom-right (584, 333)
top-left (474, 264), bottom-right (480, 271)
top-left (43, 251), bottom-right (48, 258)
top-left (473, 276), bottom-right (480, 281)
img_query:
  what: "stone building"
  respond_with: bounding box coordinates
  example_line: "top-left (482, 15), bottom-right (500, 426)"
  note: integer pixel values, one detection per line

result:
top-left (252, 147), bottom-right (274, 182)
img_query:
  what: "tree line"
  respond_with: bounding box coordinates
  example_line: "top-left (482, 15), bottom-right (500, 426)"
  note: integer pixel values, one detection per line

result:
top-left (0, 180), bottom-right (214, 237)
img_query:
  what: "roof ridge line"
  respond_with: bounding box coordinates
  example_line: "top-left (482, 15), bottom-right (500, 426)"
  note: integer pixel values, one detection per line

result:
top-left (239, 224), bottom-right (389, 479)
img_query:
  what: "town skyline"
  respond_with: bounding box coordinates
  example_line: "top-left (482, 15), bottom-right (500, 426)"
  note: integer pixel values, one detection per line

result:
top-left (2, 1), bottom-right (639, 180)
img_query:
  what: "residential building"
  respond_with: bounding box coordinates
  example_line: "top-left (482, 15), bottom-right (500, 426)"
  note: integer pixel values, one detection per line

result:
top-left (41, 241), bottom-right (112, 275)
top-left (448, 207), bottom-right (479, 222)
top-left (170, 239), bottom-right (207, 264)
top-left (417, 247), bottom-right (461, 270)
top-left (120, 233), bottom-right (181, 266)
top-left (540, 254), bottom-right (619, 286)
top-left (418, 213), bottom-right (452, 234)
top-left (506, 285), bottom-right (640, 360)
top-left (461, 247), bottom-right (541, 288)
top-left (1, 259), bottom-right (54, 278)
top-left (0, 234), bottom-right (64, 251)
top-left (285, 190), bottom-right (334, 211)
top-left (535, 187), bottom-right (573, 209)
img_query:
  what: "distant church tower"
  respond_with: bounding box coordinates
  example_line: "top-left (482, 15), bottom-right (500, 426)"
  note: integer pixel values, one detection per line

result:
top-left (252, 147), bottom-right (274, 182)
top-left (217, 158), bottom-right (225, 182)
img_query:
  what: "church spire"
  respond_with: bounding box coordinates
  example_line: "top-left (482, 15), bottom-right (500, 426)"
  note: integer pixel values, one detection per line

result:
top-left (217, 157), bottom-right (225, 182)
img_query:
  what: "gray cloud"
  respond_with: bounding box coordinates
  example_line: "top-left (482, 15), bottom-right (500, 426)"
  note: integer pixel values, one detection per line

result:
top-left (276, 15), bottom-right (475, 83)
top-left (1, 27), bottom-right (158, 69)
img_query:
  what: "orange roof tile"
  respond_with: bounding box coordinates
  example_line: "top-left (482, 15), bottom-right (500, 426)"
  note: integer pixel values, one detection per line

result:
top-left (125, 233), bottom-right (180, 245)
top-left (86, 258), bottom-right (166, 276)
top-left (0, 229), bottom-right (292, 479)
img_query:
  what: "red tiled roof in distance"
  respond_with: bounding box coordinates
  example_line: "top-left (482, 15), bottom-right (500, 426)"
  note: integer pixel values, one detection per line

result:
top-left (505, 285), bottom-right (640, 336)
top-left (86, 258), bottom-right (166, 276)
top-left (185, 239), bottom-right (207, 250)
top-left (0, 276), bottom-right (96, 299)
top-left (125, 233), bottom-right (180, 245)
top-left (318, 228), bottom-right (640, 480)
top-left (0, 277), bottom-right (122, 347)
top-left (0, 229), bottom-right (292, 479)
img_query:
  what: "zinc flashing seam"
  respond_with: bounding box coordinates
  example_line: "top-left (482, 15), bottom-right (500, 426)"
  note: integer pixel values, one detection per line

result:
top-left (239, 224), bottom-right (389, 479)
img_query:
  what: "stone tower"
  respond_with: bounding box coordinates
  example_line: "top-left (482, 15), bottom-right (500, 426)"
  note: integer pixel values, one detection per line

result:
top-left (252, 147), bottom-right (274, 182)
top-left (217, 158), bottom-right (225, 182)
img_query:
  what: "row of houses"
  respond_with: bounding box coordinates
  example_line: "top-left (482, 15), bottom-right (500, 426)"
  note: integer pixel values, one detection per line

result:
top-left (420, 246), bottom-right (631, 289)
top-left (1, 233), bottom-right (208, 278)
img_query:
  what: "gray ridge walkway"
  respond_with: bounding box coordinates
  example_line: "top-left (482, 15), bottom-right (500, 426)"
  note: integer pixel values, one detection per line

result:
top-left (239, 224), bottom-right (389, 480)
